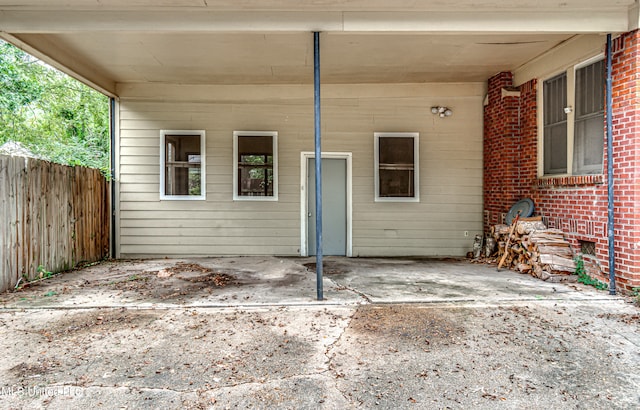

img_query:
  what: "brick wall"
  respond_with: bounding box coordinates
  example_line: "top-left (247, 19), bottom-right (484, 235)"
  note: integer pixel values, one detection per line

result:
top-left (483, 30), bottom-right (640, 293)
top-left (483, 73), bottom-right (521, 226)
top-left (609, 30), bottom-right (640, 292)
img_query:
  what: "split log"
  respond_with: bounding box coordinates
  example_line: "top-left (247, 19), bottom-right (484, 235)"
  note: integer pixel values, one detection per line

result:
top-left (488, 219), bottom-right (577, 279)
top-left (516, 220), bottom-right (547, 235)
top-left (493, 224), bottom-right (510, 236)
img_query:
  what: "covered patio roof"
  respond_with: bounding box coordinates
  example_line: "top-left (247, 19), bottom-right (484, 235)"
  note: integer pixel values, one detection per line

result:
top-left (0, 0), bottom-right (638, 96)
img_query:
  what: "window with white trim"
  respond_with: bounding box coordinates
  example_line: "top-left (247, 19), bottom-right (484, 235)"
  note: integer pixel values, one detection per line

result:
top-left (160, 130), bottom-right (205, 200)
top-left (233, 131), bottom-right (278, 200)
top-left (541, 58), bottom-right (604, 176)
top-left (374, 132), bottom-right (419, 202)
top-left (543, 72), bottom-right (568, 174)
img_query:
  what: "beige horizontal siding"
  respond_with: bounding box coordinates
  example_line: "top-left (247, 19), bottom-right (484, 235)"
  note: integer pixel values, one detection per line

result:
top-left (121, 245), bottom-right (296, 258)
top-left (121, 218), bottom-right (299, 229)
top-left (119, 192), bottom-right (302, 203)
top-left (117, 83), bottom-right (484, 258)
top-left (121, 227), bottom-right (298, 240)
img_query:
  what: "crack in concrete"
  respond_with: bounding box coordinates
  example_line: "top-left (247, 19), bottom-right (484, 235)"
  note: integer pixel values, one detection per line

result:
top-left (173, 369), bottom-right (340, 406)
top-left (190, 370), bottom-right (359, 407)
top-left (84, 384), bottom-right (197, 394)
top-left (322, 307), bottom-right (357, 404)
top-left (183, 310), bottom-right (358, 404)
top-left (327, 277), bottom-right (372, 303)
top-left (45, 371), bottom-right (340, 398)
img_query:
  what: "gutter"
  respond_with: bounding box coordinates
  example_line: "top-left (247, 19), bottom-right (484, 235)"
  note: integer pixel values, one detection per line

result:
top-left (606, 34), bottom-right (616, 295)
top-left (313, 31), bottom-right (324, 301)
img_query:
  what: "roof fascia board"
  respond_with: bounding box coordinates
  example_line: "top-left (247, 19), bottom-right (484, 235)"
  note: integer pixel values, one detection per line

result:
top-left (0, 10), bottom-right (631, 34)
top-left (0, 0), bottom-right (634, 11)
top-left (344, 11), bottom-right (630, 33)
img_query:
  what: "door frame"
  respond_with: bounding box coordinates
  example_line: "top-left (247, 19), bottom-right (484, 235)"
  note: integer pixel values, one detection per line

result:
top-left (300, 151), bottom-right (353, 257)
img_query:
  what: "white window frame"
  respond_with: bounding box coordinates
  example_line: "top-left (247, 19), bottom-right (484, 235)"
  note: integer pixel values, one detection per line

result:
top-left (233, 131), bottom-right (278, 201)
top-left (538, 55), bottom-right (605, 178)
top-left (374, 132), bottom-right (420, 202)
top-left (160, 130), bottom-right (206, 201)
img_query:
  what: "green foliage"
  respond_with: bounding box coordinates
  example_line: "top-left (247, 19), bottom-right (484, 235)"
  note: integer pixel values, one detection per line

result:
top-left (189, 169), bottom-right (201, 196)
top-left (36, 265), bottom-right (53, 279)
top-left (0, 40), bottom-right (109, 174)
top-left (631, 287), bottom-right (640, 306)
top-left (574, 256), bottom-right (584, 276)
top-left (574, 256), bottom-right (608, 291)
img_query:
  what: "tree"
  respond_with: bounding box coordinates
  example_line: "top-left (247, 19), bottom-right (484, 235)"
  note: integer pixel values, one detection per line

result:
top-left (0, 40), bottom-right (109, 174)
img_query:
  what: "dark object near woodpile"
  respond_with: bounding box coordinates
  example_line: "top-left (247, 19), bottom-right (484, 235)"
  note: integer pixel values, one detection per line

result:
top-left (472, 234), bottom-right (483, 259)
top-left (506, 198), bottom-right (535, 225)
top-left (484, 235), bottom-right (496, 258)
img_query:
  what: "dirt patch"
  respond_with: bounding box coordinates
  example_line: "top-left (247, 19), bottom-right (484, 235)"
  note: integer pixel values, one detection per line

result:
top-left (40, 309), bottom-right (160, 340)
top-left (0, 258), bottom-right (316, 307)
top-left (303, 261), bottom-right (349, 275)
top-left (108, 271), bottom-right (154, 291)
top-left (158, 262), bottom-right (234, 285)
top-left (596, 312), bottom-right (640, 325)
top-left (180, 273), bottom-right (233, 286)
top-left (10, 357), bottom-right (62, 378)
top-left (9, 357), bottom-right (61, 378)
top-left (168, 263), bottom-right (235, 288)
top-left (103, 262), bottom-right (238, 301)
top-left (349, 305), bottom-right (466, 345)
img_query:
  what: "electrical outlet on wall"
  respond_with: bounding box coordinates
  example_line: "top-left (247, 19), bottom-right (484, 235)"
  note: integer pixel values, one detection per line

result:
top-left (464, 231), bottom-right (469, 237)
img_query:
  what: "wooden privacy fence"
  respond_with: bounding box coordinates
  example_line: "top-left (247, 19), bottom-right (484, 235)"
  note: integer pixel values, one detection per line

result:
top-left (0, 155), bottom-right (109, 292)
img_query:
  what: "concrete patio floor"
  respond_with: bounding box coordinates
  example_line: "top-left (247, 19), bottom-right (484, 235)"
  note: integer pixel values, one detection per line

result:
top-left (0, 257), bottom-right (638, 409)
top-left (0, 256), bottom-right (617, 309)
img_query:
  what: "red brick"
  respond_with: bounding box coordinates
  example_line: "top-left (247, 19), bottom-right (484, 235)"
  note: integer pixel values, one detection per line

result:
top-left (483, 29), bottom-right (640, 293)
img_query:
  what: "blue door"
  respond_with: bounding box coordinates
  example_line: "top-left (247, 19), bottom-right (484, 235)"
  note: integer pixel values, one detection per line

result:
top-left (308, 158), bottom-right (347, 256)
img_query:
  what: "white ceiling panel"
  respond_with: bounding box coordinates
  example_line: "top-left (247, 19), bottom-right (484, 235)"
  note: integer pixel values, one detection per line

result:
top-left (14, 32), bottom-right (576, 87)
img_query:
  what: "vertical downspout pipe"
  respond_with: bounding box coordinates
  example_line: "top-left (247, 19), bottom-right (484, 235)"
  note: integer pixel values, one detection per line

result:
top-left (606, 34), bottom-right (616, 295)
top-left (110, 97), bottom-right (116, 260)
top-left (314, 32), bottom-right (324, 301)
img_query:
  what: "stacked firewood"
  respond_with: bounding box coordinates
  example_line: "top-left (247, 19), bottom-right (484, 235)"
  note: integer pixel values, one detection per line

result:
top-left (489, 217), bottom-right (577, 280)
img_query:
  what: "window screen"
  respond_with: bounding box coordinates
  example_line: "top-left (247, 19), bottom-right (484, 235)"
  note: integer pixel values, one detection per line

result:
top-left (376, 135), bottom-right (417, 199)
top-left (543, 72), bottom-right (568, 174)
top-left (573, 59), bottom-right (604, 175)
top-left (163, 134), bottom-right (202, 197)
top-left (580, 240), bottom-right (597, 256)
top-left (236, 135), bottom-right (275, 197)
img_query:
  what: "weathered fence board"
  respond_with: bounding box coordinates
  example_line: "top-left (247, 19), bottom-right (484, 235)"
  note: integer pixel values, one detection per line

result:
top-left (0, 155), bottom-right (109, 292)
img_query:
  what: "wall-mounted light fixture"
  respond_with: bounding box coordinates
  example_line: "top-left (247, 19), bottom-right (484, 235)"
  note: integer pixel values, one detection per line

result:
top-left (431, 106), bottom-right (453, 118)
